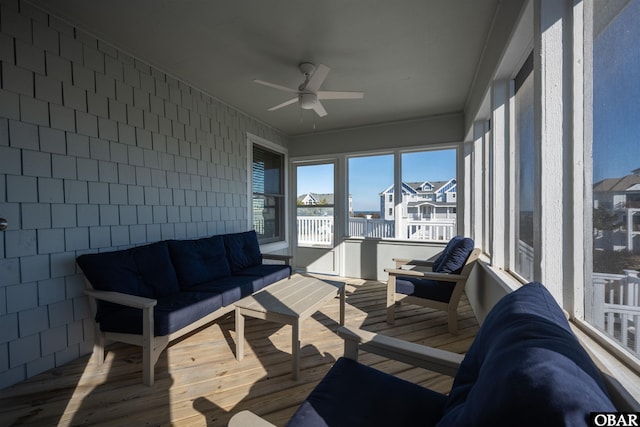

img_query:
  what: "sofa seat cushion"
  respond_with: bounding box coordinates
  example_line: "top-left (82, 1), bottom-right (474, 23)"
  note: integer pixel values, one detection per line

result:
top-left (223, 231), bottom-right (263, 273)
top-left (187, 275), bottom-right (265, 306)
top-left (76, 241), bottom-right (181, 320)
top-left (234, 264), bottom-right (292, 287)
top-left (167, 236), bottom-right (231, 289)
top-left (287, 357), bottom-right (447, 427)
top-left (438, 282), bottom-right (615, 426)
top-left (395, 277), bottom-right (454, 303)
top-left (97, 292), bottom-right (224, 336)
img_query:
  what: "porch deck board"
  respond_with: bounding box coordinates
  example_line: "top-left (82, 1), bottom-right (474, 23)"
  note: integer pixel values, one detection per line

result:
top-left (0, 278), bottom-right (479, 427)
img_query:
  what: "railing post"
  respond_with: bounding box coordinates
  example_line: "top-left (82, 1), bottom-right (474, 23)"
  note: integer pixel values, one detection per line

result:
top-left (592, 278), bottom-right (605, 330)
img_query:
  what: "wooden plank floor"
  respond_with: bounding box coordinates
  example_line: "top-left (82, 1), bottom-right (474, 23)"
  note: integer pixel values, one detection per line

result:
top-left (0, 277), bottom-right (479, 427)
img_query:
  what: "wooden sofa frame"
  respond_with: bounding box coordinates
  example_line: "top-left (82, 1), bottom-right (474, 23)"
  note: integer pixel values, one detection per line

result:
top-left (83, 253), bottom-right (291, 386)
top-left (229, 325), bottom-right (464, 426)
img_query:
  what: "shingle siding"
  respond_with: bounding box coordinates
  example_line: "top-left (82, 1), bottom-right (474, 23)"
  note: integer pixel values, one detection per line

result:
top-left (0, 1), bottom-right (287, 390)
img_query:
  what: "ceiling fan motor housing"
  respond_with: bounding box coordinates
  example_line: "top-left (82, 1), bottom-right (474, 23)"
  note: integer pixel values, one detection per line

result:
top-left (298, 92), bottom-right (317, 109)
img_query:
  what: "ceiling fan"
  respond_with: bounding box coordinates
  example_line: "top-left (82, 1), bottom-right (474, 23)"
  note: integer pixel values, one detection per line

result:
top-left (254, 62), bottom-right (364, 117)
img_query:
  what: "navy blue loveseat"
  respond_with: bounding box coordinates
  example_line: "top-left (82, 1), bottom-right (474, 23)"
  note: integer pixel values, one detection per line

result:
top-left (230, 282), bottom-right (619, 426)
top-left (77, 230), bottom-right (291, 386)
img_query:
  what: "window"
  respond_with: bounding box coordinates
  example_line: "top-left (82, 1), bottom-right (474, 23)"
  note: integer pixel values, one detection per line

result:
top-left (347, 149), bottom-right (457, 241)
top-left (587, 0), bottom-right (640, 360)
top-left (296, 163), bottom-right (334, 247)
top-left (250, 138), bottom-right (285, 244)
top-left (402, 150), bottom-right (457, 241)
top-left (513, 53), bottom-right (535, 282)
top-left (348, 154), bottom-right (395, 238)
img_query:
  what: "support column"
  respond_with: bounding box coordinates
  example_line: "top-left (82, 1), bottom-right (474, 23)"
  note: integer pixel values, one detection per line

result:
top-left (534, 0), bottom-right (574, 303)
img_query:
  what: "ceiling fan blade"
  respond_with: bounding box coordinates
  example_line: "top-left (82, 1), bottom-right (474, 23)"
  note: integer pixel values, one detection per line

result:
top-left (312, 101), bottom-right (327, 117)
top-left (254, 79), bottom-right (300, 94)
top-left (305, 64), bottom-right (330, 92)
top-left (267, 97), bottom-right (298, 111)
top-left (317, 91), bottom-right (364, 100)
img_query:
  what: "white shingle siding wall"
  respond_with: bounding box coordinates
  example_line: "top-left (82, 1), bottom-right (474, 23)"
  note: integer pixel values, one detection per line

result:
top-left (0, 0), bottom-right (287, 389)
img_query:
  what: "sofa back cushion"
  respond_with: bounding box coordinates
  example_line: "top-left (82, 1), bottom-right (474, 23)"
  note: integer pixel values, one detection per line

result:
top-left (167, 236), bottom-right (231, 289)
top-left (438, 282), bottom-right (615, 426)
top-left (77, 242), bottom-right (181, 319)
top-left (223, 230), bottom-right (263, 273)
top-left (433, 237), bottom-right (474, 274)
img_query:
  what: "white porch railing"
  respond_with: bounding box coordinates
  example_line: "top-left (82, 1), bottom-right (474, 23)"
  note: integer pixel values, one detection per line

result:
top-left (297, 216), bottom-right (456, 244)
top-left (297, 216), bottom-right (334, 245)
top-left (348, 217), bottom-right (395, 238)
top-left (403, 219), bottom-right (456, 241)
top-left (592, 270), bottom-right (640, 357)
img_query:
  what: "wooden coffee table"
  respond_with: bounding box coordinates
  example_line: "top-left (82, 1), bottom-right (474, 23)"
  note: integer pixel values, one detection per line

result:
top-left (234, 274), bottom-right (345, 380)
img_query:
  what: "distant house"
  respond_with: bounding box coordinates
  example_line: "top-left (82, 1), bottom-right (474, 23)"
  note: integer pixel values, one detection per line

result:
top-left (297, 193), bottom-right (353, 216)
top-left (593, 169), bottom-right (640, 210)
top-left (593, 169), bottom-right (640, 252)
top-left (379, 179), bottom-right (457, 221)
top-left (298, 193), bottom-right (333, 206)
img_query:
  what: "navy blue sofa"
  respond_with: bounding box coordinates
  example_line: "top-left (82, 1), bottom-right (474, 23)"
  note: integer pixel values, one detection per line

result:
top-left (76, 230), bottom-right (291, 386)
top-left (231, 282), bottom-right (618, 426)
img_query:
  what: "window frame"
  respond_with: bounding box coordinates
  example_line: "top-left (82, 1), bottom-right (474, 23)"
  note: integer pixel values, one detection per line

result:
top-left (345, 145), bottom-right (459, 241)
top-left (464, 0), bottom-right (640, 397)
top-left (580, 0), bottom-right (640, 371)
top-left (510, 51), bottom-right (535, 283)
top-left (246, 132), bottom-right (289, 252)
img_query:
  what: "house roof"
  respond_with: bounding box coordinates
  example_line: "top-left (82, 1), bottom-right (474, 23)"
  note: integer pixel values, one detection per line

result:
top-left (594, 174), bottom-right (640, 192)
top-left (297, 193), bottom-right (335, 205)
top-left (381, 180), bottom-right (454, 195)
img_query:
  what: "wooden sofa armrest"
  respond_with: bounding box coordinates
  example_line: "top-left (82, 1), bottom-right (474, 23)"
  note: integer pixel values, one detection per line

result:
top-left (392, 257), bottom-right (435, 269)
top-left (337, 326), bottom-right (463, 377)
top-left (228, 328), bottom-right (463, 425)
top-left (84, 288), bottom-right (158, 385)
top-left (228, 410), bottom-right (276, 427)
top-left (384, 268), bottom-right (466, 282)
top-left (262, 253), bottom-right (292, 265)
top-left (84, 289), bottom-right (157, 309)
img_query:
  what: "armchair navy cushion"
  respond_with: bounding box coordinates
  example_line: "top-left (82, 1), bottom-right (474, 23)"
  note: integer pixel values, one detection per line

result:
top-left (394, 237), bottom-right (475, 302)
top-left (434, 237), bottom-right (474, 274)
top-left (167, 236), bottom-right (231, 289)
top-left (431, 235), bottom-right (464, 272)
top-left (223, 230), bottom-right (263, 273)
top-left (286, 357), bottom-right (447, 427)
top-left (438, 282), bottom-right (615, 426)
top-left (395, 278), bottom-right (455, 303)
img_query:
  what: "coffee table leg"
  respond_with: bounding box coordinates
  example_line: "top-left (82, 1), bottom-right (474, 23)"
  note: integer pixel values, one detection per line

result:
top-left (236, 309), bottom-right (245, 361)
top-left (292, 320), bottom-right (300, 380)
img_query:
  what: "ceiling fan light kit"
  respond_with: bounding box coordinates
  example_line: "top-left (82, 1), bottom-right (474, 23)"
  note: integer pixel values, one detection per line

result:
top-left (298, 93), bottom-right (317, 110)
top-left (254, 62), bottom-right (364, 118)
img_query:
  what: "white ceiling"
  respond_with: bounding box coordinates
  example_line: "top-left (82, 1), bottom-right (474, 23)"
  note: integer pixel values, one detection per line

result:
top-left (28, 0), bottom-right (499, 136)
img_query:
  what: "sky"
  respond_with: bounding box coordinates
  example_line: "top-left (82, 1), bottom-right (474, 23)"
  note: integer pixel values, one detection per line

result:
top-left (296, 150), bottom-right (456, 211)
top-left (592, 0), bottom-right (640, 183)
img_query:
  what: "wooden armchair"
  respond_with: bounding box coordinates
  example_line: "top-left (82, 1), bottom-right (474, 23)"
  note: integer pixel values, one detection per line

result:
top-left (385, 237), bottom-right (479, 334)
